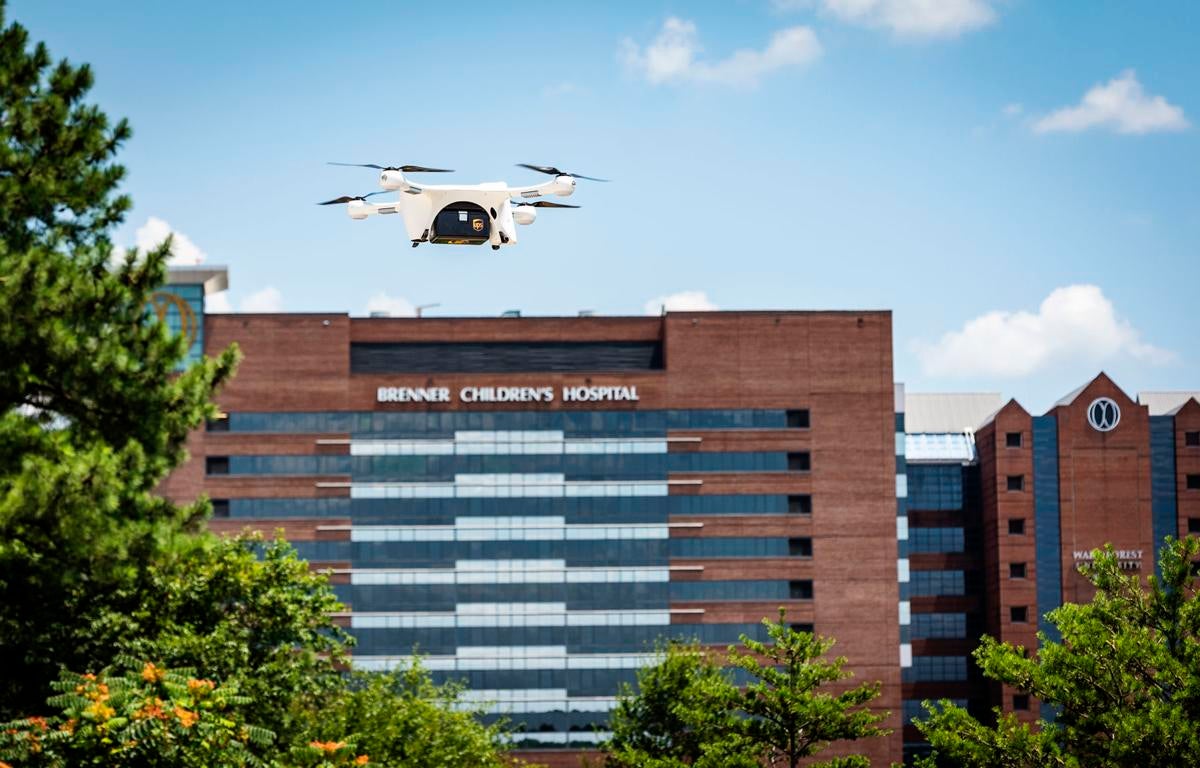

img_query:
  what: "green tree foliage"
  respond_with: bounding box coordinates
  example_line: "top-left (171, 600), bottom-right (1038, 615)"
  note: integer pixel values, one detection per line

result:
top-left (916, 537), bottom-right (1200, 768)
top-left (607, 642), bottom-right (758, 768)
top-left (0, 0), bottom-right (238, 716)
top-left (300, 662), bottom-right (513, 768)
top-left (729, 611), bottom-right (890, 768)
top-left (606, 619), bottom-right (890, 768)
top-left (112, 534), bottom-right (353, 748)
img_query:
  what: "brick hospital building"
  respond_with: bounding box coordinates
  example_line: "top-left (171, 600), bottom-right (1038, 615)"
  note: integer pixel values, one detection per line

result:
top-left (158, 268), bottom-right (1200, 765)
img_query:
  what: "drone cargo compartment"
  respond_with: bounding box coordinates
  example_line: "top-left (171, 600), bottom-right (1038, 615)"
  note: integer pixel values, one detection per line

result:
top-left (430, 203), bottom-right (490, 245)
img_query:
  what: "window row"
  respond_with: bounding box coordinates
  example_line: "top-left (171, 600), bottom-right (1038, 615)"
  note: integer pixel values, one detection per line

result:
top-left (669, 537), bottom-right (811, 559)
top-left (908, 527), bottom-right (964, 554)
top-left (217, 409), bottom-right (800, 436)
top-left (910, 612), bottom-right (967, 639)
top-left (343, 582), bottom-right (670, 611)
top-left (908, 570), bottom-right (965, 597)
top-left (349, 521), bottom-right (670, 542)
top-left (348, 622), bottom-right (775, 656)
top-left (214, 494), bottom-right (811, 520)
top-left (292, 539), bottom-right (670, 567)
top-left (902, 655), bottom-right (968, 682)
top-left (207, 451), bottom-right (807, 479)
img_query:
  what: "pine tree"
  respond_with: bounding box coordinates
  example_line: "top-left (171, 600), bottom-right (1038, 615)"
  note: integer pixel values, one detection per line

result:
top-left (0, 0), bottom-right (238, 716)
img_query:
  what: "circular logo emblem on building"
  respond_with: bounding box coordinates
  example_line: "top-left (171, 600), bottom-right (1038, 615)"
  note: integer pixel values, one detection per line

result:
top-left (148, 291), bottom-right (199, 348)
top-left (1087, 397), bottom-right (1120, 432)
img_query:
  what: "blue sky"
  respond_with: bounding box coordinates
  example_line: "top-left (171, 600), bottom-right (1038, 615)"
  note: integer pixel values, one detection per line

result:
top-left (12, 0), bottom-right (1198, 411)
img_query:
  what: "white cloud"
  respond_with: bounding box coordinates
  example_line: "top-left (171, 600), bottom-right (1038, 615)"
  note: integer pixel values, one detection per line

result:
top-left (914, 284), bottom-right (1174, 378)
top-left (239, 286), bottom-right (284, 313)
top-left (1033, 70), bottom-right (1189, 135)
top-left (134, 216), bottom-right (207, 265)
top-left (1002, 102), bottom-right (1023, 117)
top-left (620, 18), bottom-right (821, 87)
top-left (798, 0), bottom-right (997, 39)
top-left (643, 290), bottom-right (719, 315)
top-left (365, 292), bottom-right (416, 317)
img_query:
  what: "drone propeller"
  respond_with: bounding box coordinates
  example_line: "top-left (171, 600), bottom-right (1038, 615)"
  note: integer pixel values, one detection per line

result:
top-left (516, 164), bottom-right (609, 182)
top-left (317, 191), bottom-right (390, 205)
top-left (516, 201), bottom-right (580, 208)
top-left (328, 162), bottom-right (454, 173)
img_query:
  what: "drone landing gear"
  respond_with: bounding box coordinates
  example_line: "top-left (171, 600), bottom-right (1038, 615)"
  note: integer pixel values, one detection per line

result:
top-left (491, 244), bottom-right (500, 251)
top-left (411, 241), bottom-right (420, 248)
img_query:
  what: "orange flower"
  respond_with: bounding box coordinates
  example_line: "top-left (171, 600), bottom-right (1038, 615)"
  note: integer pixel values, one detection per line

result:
top-left (174, 707), bottom-right (199, 728)
top-left (1, 760), bottom-right (12, 768)
top-left (308, 740), bottom-right (346, 754)
top-left (186, 678), bottom-right (215, 697)
top-left (134, 697), bottom-right (167, 721)
top-left (26, 717), bottom-right (48, 732)
top-left (84, 701), bottom-right (116, 722)
top-left (141, 662), bottom-right (165, 683)
top-left (355, 755), bottom-right (370, 765)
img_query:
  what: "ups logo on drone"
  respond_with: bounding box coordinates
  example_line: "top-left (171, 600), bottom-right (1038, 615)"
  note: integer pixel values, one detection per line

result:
top-left (471, 218), bottom-right (484, 233)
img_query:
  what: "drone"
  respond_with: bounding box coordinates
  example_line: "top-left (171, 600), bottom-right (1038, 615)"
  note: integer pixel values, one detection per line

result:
top-left (319, 163), bottom-right (606, 250)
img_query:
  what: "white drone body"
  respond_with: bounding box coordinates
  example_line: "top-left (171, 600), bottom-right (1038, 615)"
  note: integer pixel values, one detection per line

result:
top-left (320, 164), bottom-right (604, 250)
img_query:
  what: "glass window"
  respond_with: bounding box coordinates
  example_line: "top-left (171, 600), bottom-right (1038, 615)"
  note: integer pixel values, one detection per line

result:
top-left (1008, 518), bottom-right (1025, 535)
top-left (786, 410), bottom-right (810, 429)
top-left (205, 456), bottom-right (230, 475)
top-left (1009, 562), bottom-right (1026, 579)
top-left (902, 656), bottom-right (967, 682)
top-left (1189, 518), bottom-right (1200, 534)
top-left (909, 570), bottom-right (964, 597)
top-left (1185, 431), bottom-right (1200, 447)
top-left (1005, 432), bottom-right (1022, 448)
top-left (788, 538), bottom-right (812, 558)
top-left (908, 527), bottom-right (964, 554)
top-left (787, 452), bottom-right (811, 472)
top-left (905, 465), bottom-right (963, 511)
top-left (1006, 475), bottom-right (1025, 492)
top-left (206, 415), bottom-right (230, 432)
top-left (669, 538), bottom-right (789, 558)
top-left (788, 580), bottom-right (813, 600)
top-left (1012, 694), bottom-right (1030, 711)
top-left (910, 612), bottom-right (967, 639)
top-left (787, 495), bottom-right (812, 515)
top-left (1010, 606), bottom-right (1028, 623)
top-left (211, 499), bottom-right (230, 518)
top-left (1188, 474), bottom-right (1200, 490)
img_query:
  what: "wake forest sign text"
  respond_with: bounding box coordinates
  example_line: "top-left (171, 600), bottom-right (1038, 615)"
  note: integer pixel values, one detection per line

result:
top-left (376, 385), bottom-right (641, 404)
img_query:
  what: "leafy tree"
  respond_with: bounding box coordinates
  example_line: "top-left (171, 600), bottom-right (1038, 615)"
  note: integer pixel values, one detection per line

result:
top-left (728, 612), bottom-right (891, 768)
top-left (915, 537), bottom-right (1200, 768)
top-left (607, 641), bottom-right (758, 768)
top-left (111, 534), bottom-right (353, 748)
top-left (0, 0), bottom-right (237, 716)
top-left (299, 662), bottom-right (514, 768)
